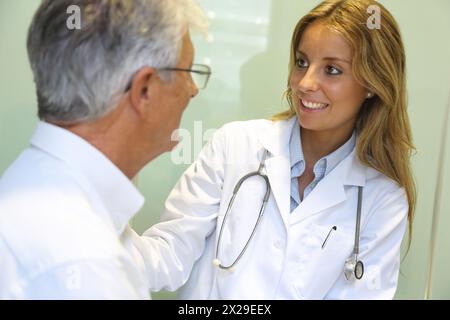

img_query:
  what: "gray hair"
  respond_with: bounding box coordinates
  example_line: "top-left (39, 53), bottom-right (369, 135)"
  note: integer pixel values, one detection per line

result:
top-left (27, 0), bottom-right (208, 123)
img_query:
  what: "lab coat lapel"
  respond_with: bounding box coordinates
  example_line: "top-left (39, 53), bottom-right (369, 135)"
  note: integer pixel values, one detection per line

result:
top-left (258, 118), bottom-right (297, 224)
top-left (264, 155), bottom-right (290, 221)
top-left (290, 160), bottom-right (347, 225)
top-left (290, 148), bottom-right (366, 225)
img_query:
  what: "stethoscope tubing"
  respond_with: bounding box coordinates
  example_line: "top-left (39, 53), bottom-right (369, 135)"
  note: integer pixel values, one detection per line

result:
top-left (215, 150), bottom-right (270, 270)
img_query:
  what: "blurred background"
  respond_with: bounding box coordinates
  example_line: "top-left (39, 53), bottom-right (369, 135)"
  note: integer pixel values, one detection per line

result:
top-left (0, 0), bottom-right (449, 299)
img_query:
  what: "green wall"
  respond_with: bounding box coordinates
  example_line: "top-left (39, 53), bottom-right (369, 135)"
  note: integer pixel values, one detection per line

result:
top-left (1, 0), bottom-right (449, 300)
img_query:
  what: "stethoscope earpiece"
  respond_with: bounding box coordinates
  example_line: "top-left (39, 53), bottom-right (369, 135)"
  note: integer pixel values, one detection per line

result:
top-left (212, 259), bottom-right (221, 267)
top-left (212, 258), bottom-right (236, 272)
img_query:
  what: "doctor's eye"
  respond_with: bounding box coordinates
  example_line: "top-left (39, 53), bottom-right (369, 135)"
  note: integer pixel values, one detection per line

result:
top-left (295, 57), bottom-right (309, 69)
top-left (325, 65), bottom-right (342, 76)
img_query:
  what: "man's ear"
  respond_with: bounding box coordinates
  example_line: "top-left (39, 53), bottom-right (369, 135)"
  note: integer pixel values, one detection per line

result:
top-left (128, 66), bottom-right (157, 117)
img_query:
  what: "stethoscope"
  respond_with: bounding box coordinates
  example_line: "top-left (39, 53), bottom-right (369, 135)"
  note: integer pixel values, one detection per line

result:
top-left (212, 149), bottom-right (364, 281)
top-left (212, 150), bottom-right (271, 272)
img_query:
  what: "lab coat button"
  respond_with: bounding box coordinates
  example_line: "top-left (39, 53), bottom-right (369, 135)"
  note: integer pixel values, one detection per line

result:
top-left (274, 240), bottom-right (284, 249)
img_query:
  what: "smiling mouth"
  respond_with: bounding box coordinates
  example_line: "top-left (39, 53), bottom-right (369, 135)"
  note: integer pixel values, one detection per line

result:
top-left (300, 99), bottom-right (329, 110)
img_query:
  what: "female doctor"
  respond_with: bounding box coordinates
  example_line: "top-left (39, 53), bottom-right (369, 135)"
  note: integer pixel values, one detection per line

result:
top-left (134, 0), bottom-right (416, 299)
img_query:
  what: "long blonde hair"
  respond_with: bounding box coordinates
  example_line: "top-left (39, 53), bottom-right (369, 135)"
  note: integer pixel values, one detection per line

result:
top-left (273, 0), bottom-right (416, 247)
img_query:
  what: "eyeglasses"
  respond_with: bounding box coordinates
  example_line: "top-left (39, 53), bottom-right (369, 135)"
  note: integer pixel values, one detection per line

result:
top-left (124, 63), bottom-right (211, 92)
top-left (160, 64), bottom-right (211, 90)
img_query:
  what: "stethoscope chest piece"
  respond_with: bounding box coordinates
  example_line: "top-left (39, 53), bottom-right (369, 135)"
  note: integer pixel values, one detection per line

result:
top-left (355, 260), bottom-right (364, 279)
top-left (343, 186), bottom-right (365, 281)
top-left (344, 255), bottom-right (364, 281)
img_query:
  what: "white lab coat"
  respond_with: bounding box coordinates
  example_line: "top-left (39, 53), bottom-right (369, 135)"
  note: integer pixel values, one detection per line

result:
top-left (135, 117), bottom-right (408, 299)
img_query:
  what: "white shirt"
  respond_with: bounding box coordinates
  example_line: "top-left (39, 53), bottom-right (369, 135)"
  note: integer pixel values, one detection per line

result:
top-left (0, 121), bottom-right (150, 299)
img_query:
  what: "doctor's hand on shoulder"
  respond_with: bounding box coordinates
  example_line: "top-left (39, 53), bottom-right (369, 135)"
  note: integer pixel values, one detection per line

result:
top-left (131, 0), bottom-right (415, 300)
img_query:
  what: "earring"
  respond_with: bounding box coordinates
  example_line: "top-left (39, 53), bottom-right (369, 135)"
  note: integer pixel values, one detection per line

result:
top-left (367, 92), bottom-right (374, 98)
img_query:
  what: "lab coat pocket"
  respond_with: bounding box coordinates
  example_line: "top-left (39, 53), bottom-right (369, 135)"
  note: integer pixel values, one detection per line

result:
top-left (294, 224), bottom-right (353, 299)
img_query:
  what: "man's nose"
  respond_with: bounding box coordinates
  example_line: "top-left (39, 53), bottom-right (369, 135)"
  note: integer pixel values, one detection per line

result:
top-left (191, 79), bottom-right (199, 98)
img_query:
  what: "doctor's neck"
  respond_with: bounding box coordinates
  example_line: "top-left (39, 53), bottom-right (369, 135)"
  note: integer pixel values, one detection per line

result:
top-left (300, 126), bottom-right (354, 165)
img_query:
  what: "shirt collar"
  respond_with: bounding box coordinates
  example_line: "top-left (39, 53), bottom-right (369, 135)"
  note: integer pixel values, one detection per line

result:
top-left (29, 121), bottom-right (145, 235)
top-left (289, 121), bottom-right (356, 175)
top-left (289, 122), bottom-right (303, 167)
top-left (324, 131), bottom-right (356, 175)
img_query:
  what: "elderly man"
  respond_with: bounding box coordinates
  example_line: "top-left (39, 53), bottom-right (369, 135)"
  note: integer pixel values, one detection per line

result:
top-left (0, 0), bottom-right (210, 299)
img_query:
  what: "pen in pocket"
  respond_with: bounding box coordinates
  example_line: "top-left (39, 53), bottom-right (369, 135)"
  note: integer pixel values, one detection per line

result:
top-left (321, 226), bottom-right (337, 249)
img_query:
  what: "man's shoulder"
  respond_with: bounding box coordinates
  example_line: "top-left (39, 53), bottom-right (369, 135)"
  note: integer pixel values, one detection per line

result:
top-left (1, 146), bottom-right (81, 193)
top-left (0, 147), bottom-right (123, 277)
top-left (0, 201), bottom-right (124, 283)
top-left (0, 146), bottom-right (94, 226)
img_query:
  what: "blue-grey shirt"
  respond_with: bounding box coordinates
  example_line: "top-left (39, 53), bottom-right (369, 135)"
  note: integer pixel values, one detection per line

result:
top-left (289, 123), bottom-right (356, 212)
